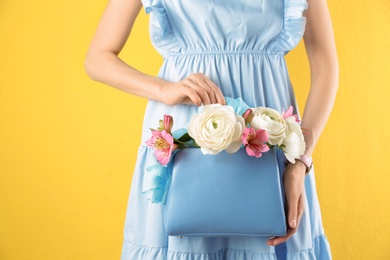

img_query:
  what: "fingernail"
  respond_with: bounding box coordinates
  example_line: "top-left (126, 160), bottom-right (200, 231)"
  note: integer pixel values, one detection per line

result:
top-left (290, 220), bottom-right (296, 228)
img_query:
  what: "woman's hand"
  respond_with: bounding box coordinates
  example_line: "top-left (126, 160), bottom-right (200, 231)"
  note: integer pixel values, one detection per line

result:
top-left (159, 73), bottom-right (226, 106)
top-left (267, 161), bottom-right (307, 246)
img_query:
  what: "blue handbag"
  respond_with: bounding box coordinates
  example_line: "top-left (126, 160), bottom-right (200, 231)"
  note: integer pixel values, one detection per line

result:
top-left (164, 148), bottom-right (287, 237)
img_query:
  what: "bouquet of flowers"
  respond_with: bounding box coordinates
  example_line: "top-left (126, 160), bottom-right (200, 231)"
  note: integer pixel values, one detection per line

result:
top-left (146, 97), bottom-right (307, 166)
top-left (143, 97), bottom-right (308, 204)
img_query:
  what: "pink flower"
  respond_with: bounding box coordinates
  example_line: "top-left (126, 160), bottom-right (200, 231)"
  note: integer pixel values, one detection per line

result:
top-left (146, 130), bottom-right (175, 165)
top-left (158, 114), bottom-right (174, 133)
top-left (282, 106), bottom-right (301, 123)
top-left (164, 115), bottom-right (173, 133)
top-left (242, 108), bottom-right (254, 124)
top-left (241, 127), bottom-right (270, 157)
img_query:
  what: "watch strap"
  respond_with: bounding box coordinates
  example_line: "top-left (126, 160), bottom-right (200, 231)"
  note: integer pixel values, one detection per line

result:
top-left (296, 154), bottom-right (313, 174)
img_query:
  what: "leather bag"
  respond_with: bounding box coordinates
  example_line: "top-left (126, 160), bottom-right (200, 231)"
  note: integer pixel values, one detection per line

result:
top-left (164, 148), bottom-right (287, 237)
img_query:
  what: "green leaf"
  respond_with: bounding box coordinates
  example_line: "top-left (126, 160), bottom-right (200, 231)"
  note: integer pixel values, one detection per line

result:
top-left (178, 133), bottom-right (193, 142)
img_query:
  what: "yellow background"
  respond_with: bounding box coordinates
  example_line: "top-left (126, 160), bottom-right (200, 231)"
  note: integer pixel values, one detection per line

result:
top-left (1, 0), bottom-right (389, 259)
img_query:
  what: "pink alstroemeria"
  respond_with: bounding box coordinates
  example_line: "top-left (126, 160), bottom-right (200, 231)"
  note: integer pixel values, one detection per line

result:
top-left (282, 106), bottom-right (301, 123)
top-left (146, 130), bottom-right (175, 165)
top-left (158, 114), bottom-right (174, 133)
top-left (242, 108), bottom-right (254, 124)
top-left (241, 127), bottom-right (270, 158)
top-left (164, 115), bottom-right (173, 133)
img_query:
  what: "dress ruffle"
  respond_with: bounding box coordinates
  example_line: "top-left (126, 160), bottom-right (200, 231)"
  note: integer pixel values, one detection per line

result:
top-left (285, 235), bottom-right (331, 260)
top-left (142, 0), bottom-right (308, 56)
top-left (141, 0), bottom-right (182, 57)
top-left (122, 236), bottom-right (331, 260)
top-left (266, 0), bottom-right (308, 54)
top-left (122, 241), bottom-right (168, 260)
top-left (169, 249), bottom-right (277, 260)
top-left (122, 241), bottom-right (277, 260)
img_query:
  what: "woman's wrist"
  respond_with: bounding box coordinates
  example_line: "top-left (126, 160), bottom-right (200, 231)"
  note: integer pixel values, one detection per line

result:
top-left (285, 156), bottom-right (312, 175)
top-left (155, 79), bottom-right (175, 104)
top-left (296, 154), bottom-right (313, 174)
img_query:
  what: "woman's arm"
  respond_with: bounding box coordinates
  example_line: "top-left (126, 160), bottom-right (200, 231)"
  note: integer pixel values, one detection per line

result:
top-left (268, 0), bottom-right (339, 246)
top-left (84, 0), bottom-right (224, 106)
top-left (300, 0), bottom-right (339, 157)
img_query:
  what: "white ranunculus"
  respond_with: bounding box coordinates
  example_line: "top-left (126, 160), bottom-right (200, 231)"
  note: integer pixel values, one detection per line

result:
top-left (249, 107), bottom-right (287, 145)
top-left (282, 117), bottom-right (306, 163)
top-left (188, 104), bottom-right (245, 155)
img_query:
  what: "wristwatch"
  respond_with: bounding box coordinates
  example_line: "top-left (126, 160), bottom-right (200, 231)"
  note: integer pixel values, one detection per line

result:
top-left (296, 154), bottom-right (313, 174)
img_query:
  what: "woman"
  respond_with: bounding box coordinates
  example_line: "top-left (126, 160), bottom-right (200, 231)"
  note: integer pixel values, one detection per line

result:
top-left (85, 0), bottom-right (339, 259)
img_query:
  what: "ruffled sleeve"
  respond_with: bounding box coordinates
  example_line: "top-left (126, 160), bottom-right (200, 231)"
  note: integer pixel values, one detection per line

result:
top-left (141, 0), bottom-right (182, 57)
top-left (266, 0), bottom-right (308, 54)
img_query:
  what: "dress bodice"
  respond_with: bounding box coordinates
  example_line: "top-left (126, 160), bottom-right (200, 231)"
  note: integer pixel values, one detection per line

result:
top-left (141, 0), bottom-right (308, 57)
top-left (139, 0), bottom-right (309, 141)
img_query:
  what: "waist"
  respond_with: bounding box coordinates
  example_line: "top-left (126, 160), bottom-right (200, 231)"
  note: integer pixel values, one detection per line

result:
top-left (166, 49), bottom-right (285, 58)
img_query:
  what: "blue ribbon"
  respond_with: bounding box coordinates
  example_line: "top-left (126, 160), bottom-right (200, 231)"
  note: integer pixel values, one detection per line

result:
top-left (225, 97), bottom-right (250, 115)
top-left (142, 150), bottom-right (177, 204)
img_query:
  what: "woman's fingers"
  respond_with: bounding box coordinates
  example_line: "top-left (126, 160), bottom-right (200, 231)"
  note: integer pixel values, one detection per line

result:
top-left (267, 225), bottom-right (296, 246)
top-left (161, 73), bottom-right (224, 106)
top-left (187, 73), bottom-right (216, 104)
top-left (267, 163), bottom-right (306, 247)
top-left (297, 191), bottom-right (305, 228)
top-left (196, 73), bottom-right (226, 105)
top-left (267, 196), bottom-right (305, 246)
top-left (184, 80), bottom-right (212, 105)
top-left (286, 188), bottom-right (300, 229)
top-left (181, 73), bottom-right (224, 106)
top-left (180, 87), bottom-right (202, 106)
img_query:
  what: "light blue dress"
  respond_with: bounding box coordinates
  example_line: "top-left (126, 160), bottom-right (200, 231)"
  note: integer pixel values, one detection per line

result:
top-left (121, 0), bottom-right (332, 259)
